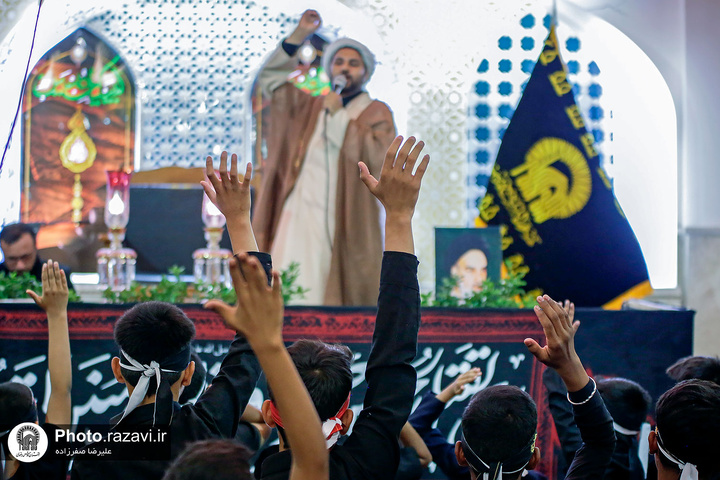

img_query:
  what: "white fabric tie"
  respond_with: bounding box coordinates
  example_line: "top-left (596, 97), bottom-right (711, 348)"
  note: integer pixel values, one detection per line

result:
top-left (1, 430), bottom-right (9, 477)
top-left (613, 422), bottom-right (651, 476)
top-left (321, 417), bottom-right (343, 449)
top-left (118, 350), bottom-right (177, 425)
top-left (638, 422), bottom-right (651, 476)
top-left (612, 422), bottom-right (639, 436)
top-left (656, 429), bottom-right (699, 480)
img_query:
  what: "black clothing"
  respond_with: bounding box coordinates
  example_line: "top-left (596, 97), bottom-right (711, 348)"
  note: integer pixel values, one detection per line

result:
top-left (0, 257), bottom-right (75, 291)
top-left (563, 377), bottom-right (617, 480)
top-left (409, 391), bottom-right (469, 480)
top-left (71, 252), bottom-right (269, 480)
top-left (394, 446), bottom-right (424, 480)
top-left (236, 420), bottom-right (262, 452)
top-left (545, 369), bottom-right (583, 474)
top-left (407, 376), bottom-right (613, 480)
top-left (544, 369), bottom-right (641, 480)
top-left (260, 252), bottom-right (421, 480)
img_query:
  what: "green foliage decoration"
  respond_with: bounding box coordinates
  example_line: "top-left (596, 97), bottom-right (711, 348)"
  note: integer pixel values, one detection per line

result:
top-left (102, 262), bottom-right (309, 305)
top-left (0, 271), bottom-right (81, 302)
top-left (278, 261), bottom-right (310, 305)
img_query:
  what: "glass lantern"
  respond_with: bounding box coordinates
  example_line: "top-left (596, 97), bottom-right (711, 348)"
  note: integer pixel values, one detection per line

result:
top-left (192, 193), bottom-right (232, 286)
top-left (96, 170), bottom-right (137, 291)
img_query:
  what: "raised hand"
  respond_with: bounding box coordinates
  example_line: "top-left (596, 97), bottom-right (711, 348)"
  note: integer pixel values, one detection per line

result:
top-left (201, 151), bottom-right (252, 220)
top-left (437, 367), bottom-right (482, 403)
top-left (27, 260), bottom-right (69, 317)
top-left (204, 254), bottom-right (283, 349)
top-left (359, 136), bottom-right (430, 219)
top-left (27, 260), bottom-right (72, 426)
top-left (288, 9), bottom-right (322, 44)
top-left (200, 151), bottom-right (258, 252)
top-left (206, 253), bottom-right (328, 479)
top-left (524, 295), bottom-right (588, 392)
top-left (359, 135), bottom-right (430, 254)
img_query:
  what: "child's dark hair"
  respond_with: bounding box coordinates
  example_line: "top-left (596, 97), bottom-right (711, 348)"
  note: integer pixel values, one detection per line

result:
top-left (270, 339), bottom-right (353, 421)
top-left (162, 439), bottom-right (252, 480)
top-left (655, 379), bottom-right (720, 479)
top-left (666, 355), bottom-right (720, 386)
top-left (461, 385), bottom-right (537, 478)
top-left (0, 382), bottom-right (37, 431)
top-left (179, 352), bottom-right (206, 404)
top-left (114, 301), bottom-right (195, 395)
top-left (596, 377), bottom-right (652, 431)
top-left (0, 382), bottom-right (38, 460)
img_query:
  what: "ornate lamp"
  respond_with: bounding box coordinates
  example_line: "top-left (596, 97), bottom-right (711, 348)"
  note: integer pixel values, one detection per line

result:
top-left (192, 193), bottom-right (231, 286)
top-left (59, 108), bottom-right (96, 225)
top-left (96, 170), bottom-right (137, 291)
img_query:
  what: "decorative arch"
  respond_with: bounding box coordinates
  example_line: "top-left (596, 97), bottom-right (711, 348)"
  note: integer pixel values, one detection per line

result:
top-left (21, 27), bottom-right (135, 227)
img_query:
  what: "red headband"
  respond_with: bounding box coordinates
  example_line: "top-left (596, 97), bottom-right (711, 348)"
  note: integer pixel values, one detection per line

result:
top-left (269, 392), bottom-right (351, 440)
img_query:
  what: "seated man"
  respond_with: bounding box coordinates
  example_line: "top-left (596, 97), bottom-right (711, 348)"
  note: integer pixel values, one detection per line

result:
top-left (456, 296), bottom-right (616, 480)
top-left (649, 379), bottom-right (720, 480)
top-left (251, 135), bottom-right (429, 479)
top-left (71, 152), bottom-right (265, 479)
top-left (0, 222), bottom-right (75, 290)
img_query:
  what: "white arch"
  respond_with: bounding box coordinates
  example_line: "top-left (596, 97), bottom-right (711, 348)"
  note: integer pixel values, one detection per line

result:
top-left (559, 8), bottom-right (678, 289)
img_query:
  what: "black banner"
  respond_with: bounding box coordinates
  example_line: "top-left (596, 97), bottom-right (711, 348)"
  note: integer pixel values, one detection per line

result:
top-left (0, 303), bottom-right (693, 478)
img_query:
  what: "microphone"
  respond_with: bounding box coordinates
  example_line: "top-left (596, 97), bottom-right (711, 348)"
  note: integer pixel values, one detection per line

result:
top-left (332, 76), bottom-right (347, 94)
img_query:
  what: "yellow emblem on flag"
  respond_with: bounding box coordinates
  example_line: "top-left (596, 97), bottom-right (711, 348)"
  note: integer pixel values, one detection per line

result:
top-left (510, 137), bottom-right (591, 224)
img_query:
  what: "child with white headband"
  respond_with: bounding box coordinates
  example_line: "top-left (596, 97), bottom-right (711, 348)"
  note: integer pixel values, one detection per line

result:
top-left (650, 379), bottom-right (720, 480)
top-left (72, 152), bottom-right (267, 480)
top-left (457, 296), bottom-right (616, 480)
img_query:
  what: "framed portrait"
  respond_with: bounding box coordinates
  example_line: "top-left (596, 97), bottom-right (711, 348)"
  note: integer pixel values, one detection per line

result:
top-left (435, 227), bottom-right (503, 299)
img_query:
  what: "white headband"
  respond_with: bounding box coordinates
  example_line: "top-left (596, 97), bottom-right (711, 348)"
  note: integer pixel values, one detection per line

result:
top-left (118, 350), bottom-right (184, 425)
top-left (655, 427), bottom-right (699, 480)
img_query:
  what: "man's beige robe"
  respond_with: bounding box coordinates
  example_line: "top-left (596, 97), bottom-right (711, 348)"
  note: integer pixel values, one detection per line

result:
top-left (253, 81), bottom-right (396, 306)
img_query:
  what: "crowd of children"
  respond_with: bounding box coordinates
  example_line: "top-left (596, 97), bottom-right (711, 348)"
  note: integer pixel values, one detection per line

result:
top-left (1, 136), bottom-right (719, 480)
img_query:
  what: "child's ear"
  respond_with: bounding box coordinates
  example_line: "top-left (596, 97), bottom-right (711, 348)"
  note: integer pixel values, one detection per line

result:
top-left (261, 399), bottom-right (277, 428)
top-left (528, 446), bottom-right (541, 470)
top-left (111, 357), bottom-right (126, 384)
top-left (181, 361), bottom-right (196, 387)
top-left (648, 429), bottom-right (658, 454)
top-left (455, 441), bottom-right (468, 466)
top-left (339, 408), bottom-right (354, 435)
